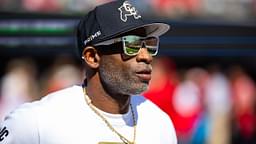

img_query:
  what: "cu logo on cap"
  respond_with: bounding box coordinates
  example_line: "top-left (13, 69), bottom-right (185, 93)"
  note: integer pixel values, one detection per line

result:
top-left (118, 1), bottom-right (142, 22)
top-left (0, 126), bottom-right (9, 142)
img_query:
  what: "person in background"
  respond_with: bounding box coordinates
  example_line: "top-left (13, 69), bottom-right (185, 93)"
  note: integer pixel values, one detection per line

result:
top-left (40, 54), bottom-right (83, 95)
top-left (205, 65), bottom-right (231, 144)
top-left (0, 58), bottom-right (39, 121)
top-left (143, 57), bottom-right (178, 120)
top-left (229, 66), bottom-right (256, 144)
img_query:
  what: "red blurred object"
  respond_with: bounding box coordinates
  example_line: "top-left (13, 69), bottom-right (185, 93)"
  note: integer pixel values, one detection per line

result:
top-left (143, 57), bottom-right (177, 120)
top-left (22, 0), bottom-right (62, 12)
top-left (238, 112), bottom-right (255, 138)
top-left (230, 67), bottom-right (256, 140)
top-left (144, 59), bottom-right (207, 139)
top-left (151, 0), bottom-right (202, 15)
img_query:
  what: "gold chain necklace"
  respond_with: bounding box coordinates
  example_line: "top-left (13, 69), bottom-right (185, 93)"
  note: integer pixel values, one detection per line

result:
top-left (82, 87), bottom-right (137, 144)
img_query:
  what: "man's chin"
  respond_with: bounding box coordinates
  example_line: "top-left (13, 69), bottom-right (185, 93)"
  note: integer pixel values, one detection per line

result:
top-left (129, 84), bottom-right (148, 95)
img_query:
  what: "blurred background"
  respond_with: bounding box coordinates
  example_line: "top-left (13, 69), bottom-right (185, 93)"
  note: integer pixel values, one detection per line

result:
top-left (0, 0), bottom-right (256, 143)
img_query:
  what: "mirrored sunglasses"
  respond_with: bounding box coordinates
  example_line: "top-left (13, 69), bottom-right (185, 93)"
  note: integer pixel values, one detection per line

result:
top-left (95, 35), bottom-right (159, 56)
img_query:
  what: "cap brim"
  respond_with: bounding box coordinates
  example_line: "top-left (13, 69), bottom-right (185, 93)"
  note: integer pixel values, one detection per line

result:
top-left (94, 23), bottom-right (170, 45)
top-left (119, 22), bottom-right (170, 37)
top-left (141, 23), bottom-right (170, 37)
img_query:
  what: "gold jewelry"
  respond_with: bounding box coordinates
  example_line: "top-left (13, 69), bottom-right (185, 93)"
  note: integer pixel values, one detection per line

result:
top-left (82, 87), bottom-right (137, 144)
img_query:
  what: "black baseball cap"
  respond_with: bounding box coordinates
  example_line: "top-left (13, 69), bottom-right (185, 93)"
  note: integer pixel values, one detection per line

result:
top-left (76, 0), bottom-right (170, 58)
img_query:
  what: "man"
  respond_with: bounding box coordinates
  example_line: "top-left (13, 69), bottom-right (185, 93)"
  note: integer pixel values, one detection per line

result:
top-left (0, 0), bottom-right (177, 143)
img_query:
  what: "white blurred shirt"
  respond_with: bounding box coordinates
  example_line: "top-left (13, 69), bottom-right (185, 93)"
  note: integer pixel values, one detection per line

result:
top-left (0, 85), bottom-right (177, 144)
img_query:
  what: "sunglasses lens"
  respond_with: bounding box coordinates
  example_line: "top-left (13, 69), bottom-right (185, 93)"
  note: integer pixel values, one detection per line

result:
top-left (125, 45), bottom-right (140, 55)
top-left (145, 37), bottom-right (158, 56)
top-left (123, 36), bottom-right (140, 55)
top-left (123, 36), bottom-right (158, 56)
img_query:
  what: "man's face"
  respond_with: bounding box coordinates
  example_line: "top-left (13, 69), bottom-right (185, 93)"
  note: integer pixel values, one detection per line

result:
top-left (98, 38), bottom-right (153, 95)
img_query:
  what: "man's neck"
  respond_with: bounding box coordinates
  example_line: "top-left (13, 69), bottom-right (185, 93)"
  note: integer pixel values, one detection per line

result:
top-left (85, 77), bottom-right (131, 114)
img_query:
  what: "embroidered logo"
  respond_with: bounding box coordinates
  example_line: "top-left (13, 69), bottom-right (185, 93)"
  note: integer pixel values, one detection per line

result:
top-left (84, 31), bottom-right (102, 46)
top-left (0, 126), bottom-right (9, 142)
top-left (118, 1), bottom-right (142, 22)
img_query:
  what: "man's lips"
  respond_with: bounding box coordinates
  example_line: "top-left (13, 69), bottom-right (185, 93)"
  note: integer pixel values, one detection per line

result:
top-left (135, 69), bottom-right (152, 81)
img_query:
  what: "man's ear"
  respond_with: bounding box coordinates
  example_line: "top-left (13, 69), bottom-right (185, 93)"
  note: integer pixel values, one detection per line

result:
top-left (82, 46), bottom-right (100, 69)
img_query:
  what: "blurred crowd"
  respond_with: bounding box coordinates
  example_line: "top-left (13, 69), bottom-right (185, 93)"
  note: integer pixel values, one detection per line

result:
top-left (0, 56), bottom-right (255, 144)
top-left (0, 0), bottom-right (256, 23)
top-left (0, 55), bottom-right (84, 121)
top-left (144, 57), bottom-right (256, 144)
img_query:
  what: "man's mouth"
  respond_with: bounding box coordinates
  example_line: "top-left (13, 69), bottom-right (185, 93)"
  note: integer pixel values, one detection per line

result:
top-left (135, 69), bottom-right (152, 82)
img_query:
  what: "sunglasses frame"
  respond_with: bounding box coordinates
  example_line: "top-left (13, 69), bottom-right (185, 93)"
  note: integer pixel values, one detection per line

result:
top-left (95, 35), bottom-right (159, 56)
top-left (122, 35), bottom-right (159, 56)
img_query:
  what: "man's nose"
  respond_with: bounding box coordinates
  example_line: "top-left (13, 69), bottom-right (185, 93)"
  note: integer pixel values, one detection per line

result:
top-left (136, 47), bottom-right (153, 64)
